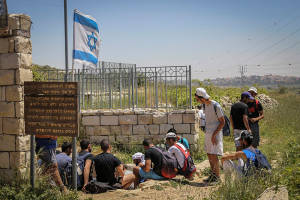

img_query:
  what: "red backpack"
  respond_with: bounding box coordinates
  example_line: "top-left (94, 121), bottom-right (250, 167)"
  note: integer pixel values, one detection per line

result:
top-left (174, 144), bottom-right (196, 178)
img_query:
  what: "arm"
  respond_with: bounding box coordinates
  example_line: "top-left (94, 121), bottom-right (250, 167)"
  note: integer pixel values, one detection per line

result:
top-left (243, 114), bottom-right (251, 133)
top-left (230, 115), bottom-right (234, 130)
top-left (116, 164), bottom-right (125, 177)
top-left (211, 116), bottom-right (225, 145)
top-left (142, 159), bottom-right (151, 172)
top-left (83, 159), bottom-right (92, 188)
top-left (251, 110), bottom-right (264, 122)
top-left (221, 151), bottom-right (247, 166)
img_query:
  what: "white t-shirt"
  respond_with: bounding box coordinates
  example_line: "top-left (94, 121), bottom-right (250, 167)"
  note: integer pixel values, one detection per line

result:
top-left (204, 100), bottom-right (224, 134)
top-left (168, 142), bottom-right (187, 169)
top-left (198, 109), bottom-right (205, 127)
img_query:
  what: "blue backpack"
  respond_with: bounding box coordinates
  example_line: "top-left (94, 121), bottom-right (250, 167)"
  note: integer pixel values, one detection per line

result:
top-left (65, 152), bottom-right (92, 188)
top-left (243, 148), bottom-right (271, 176)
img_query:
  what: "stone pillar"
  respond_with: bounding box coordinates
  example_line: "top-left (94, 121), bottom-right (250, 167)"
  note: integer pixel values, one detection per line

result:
top-left (0, 14), bottom-right (32, 183)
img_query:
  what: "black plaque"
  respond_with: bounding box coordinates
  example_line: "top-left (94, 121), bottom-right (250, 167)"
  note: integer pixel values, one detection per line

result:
top-left (24, 82), bottom-right (79, 137)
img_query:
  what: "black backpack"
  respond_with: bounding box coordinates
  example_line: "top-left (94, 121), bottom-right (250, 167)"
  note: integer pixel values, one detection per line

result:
top-left (203, 101), bottom-right (231, 136)
top-left (152, 147), bottom-right (178, 179)
top-left (174, 143), bottom-right (196, 178)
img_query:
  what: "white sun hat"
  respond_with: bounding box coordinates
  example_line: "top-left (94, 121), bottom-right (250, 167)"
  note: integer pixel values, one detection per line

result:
top-left (195, 88), bottom-right (210, 99)
top-left (248, 87), bottom-right (258, 94)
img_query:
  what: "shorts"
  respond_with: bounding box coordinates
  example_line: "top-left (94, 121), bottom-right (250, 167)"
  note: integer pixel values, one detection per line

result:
top-left (36, 147), bottom-right (57, 166)
top-left (204, 131), bottom-right (223, 156)
top-left (139, 168), bottom-right (165, 180)
top-left (233, 129), bottom-right (245, 147)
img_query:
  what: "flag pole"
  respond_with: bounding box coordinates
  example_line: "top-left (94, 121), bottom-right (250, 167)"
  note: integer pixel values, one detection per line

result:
top-left (64, 0), bottom-right (69, 82)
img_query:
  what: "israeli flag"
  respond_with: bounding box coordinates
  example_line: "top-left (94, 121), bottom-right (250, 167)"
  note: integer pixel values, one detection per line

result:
top-left (72, 9), bottom-right (100, 68)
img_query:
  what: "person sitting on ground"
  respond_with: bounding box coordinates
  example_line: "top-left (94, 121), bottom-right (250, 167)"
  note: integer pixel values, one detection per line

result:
top-left (167, 128), bottom-right (190, 150)
top-left (56, 142), bottom-right (72, 186)
top-left (35, 135), bottom-right (67, 192)
top-left (221, 130), bottom-right (271, 177)
top-left (132, 152), bottom-right (145, 167)
top-left (133, 139), bottom-right (167, 184)
top-left (79, 139), bottom-right (94, 189)
top-left (165, 132), bottom-right (196, 179)
top-left (83, 139), bottom-right (135, 190)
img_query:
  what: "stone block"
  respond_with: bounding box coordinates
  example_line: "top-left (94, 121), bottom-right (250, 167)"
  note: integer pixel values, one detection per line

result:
top-left (0, 70), bottom-right (15, 86)
top-left (85, 126), bottom-right (95, 136)
top-left (191, 123), bottom-right (198, 134)
top-left (138, 114), bottom-right (152, 125)
top-left (0, 87), bottom-right (5, 101)
top-left (0, 134), bottom-right (15, 151)
top-left (0, 38), bottom-right (9, 53)
top-left (111, 126), bottom-right (121, 135)
top-left (10, 152), bottom-right (26, 169)
top-left (153, 113), bottom-right (167, 124)
top-left (119, 115), bottom-right (137, 125)
top-left (129, 135), bottom-right (144, 144)
top-left (152, 135), bottom-right (165, 143)
top-left (101, 116), bottom-right (119, 126)
top-left (182, 134), bottom-right (199, 145)
top-left (0, 169), bottom-right (15, 183)
top-left (108, 135), bottom-right (116, 143)
top-left (14, 36), bottom-right (32, 54)
top-left (2, 118), bottom-right (24, 135)
top-left (0, 102), bottom-right (15, 117)
top-left (16, 68), bottom-right (33, 85)
top-left (183, 113), bottom-right (196, 123)
top-left (148, 124), bottom-right (159, 135)
top-left (0, 53), bottom-right (32, 69)
top-left (133, 125), bottom-right (149, 135)
top-left (160, 124), bottom-right (173, 134)
top-left (185, 110), bottom-right (196, 114)
top-left (103, 110), bottom-right (113, 115)
top-left (16, 135), bottom-right (30, 151)
top-left (6, 85), bottom-right (23, 101)
top-left (8, 14), bottom-right (31, 32)
top-left (0, 118), bottom-right (2, 134)
top-left (168, 113), bottom-right (182, 124)
top-left (123, 109), bottom-right (134, 115)
top-left (82, 116), bottom-right (100, 126)
top-left (15, 101), bottom-right (24, 118)
top-left (116, 135), bottom-right (129, 143)
top-left (0, 152), bottom-right (10, 168)
top-left (90, 136), bottom-right (108, 144)
top-left (174, 124), bottom-right (191, 134)
top-left (120, 125), bottom-right (132, 135)
top-left (95, 126), bottom-right (111, 136)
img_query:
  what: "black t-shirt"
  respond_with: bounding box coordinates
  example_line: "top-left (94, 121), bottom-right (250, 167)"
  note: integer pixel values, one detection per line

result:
top-left (93, 152), bottom-right (121, 185)
top-left (247, 100), bottom-right (263, 119)
top-left (230, 101), bottom-right (248, 130)
top-left (145, 147), bottom-right (163, 176)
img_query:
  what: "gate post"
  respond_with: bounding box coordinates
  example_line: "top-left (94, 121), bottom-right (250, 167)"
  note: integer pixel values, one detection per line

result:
top-left (0, 14), bottom-right (33, 183)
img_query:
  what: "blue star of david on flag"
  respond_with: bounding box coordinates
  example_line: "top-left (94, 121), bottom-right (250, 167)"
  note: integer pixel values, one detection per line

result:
top-left (72, 9), bottom-right (100, 67)
top-left (87, 32), bottom-right (97, 52)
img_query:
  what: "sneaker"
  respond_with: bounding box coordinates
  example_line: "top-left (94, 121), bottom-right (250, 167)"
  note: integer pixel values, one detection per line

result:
top-left (203, 174), bottom-right (213, 182)
top-left (207, 175), bottom-right (221, 185)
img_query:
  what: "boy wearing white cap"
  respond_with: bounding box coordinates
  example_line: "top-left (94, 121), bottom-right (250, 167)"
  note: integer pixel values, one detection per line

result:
top-left (195, 88), bottom-right (225, 183)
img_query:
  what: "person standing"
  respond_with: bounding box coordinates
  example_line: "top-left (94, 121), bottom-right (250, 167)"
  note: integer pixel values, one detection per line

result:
top-left (248, 87), bottom-right (264, 148)
top-left (230, 92), bottom-right (253, 151)
top-left (195, 88), bottom-right (225, 183)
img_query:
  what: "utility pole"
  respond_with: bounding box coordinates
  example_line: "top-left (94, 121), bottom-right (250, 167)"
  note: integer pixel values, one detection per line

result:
top-left (64, 0), bottom-right (68, 82)
top-left (239, 65), bottom-right (247, 85)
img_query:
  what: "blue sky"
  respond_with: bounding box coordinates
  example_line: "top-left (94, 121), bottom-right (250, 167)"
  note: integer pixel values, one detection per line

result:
top-left (8, 0), bottom-right (300, 79)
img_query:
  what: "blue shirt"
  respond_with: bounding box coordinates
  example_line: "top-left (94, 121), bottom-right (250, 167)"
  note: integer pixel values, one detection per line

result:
top-left (56, 152), bottom-right (72, 173)
top-left (242, 148), bottom-right (256, 162)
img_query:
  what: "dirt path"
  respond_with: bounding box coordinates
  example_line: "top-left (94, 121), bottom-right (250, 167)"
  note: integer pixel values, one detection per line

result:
top-left (79, 160), bottom-right (219, 200)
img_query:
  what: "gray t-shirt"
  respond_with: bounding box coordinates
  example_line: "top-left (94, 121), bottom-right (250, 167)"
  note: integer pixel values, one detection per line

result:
top-left (204, 100), bottom-right (224, 133)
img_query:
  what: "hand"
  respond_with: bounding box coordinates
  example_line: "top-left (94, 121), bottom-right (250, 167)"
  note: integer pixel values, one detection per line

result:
top-left (82, 185), bottom-right (87, 192)
top-left (211, 134), bottom-right (217, 145)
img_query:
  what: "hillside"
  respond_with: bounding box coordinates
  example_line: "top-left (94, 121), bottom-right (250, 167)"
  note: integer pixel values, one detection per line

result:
top-left (204, 75), bottom-right (300, 87)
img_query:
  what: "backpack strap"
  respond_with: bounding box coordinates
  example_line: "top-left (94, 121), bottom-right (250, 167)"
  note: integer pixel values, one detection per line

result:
top-left (174, 144), bottom-right (189, 171)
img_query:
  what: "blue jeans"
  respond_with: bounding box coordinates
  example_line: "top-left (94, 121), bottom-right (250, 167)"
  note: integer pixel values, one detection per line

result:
top-left (139, 168), bottom-right (165, 180)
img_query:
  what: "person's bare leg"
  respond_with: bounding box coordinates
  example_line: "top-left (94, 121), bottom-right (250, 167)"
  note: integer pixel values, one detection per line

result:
top-left (207, 154), bottom-right (220, 177)
top-left (122, 174), bottom-right (136, 189)
top-left (133, 166), bottom-right (140, 188)
top-left (207, 153), bottom-right (213, 174)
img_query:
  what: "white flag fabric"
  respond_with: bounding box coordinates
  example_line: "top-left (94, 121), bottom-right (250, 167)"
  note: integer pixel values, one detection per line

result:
top-left (72, 9), bottom-right (100, 67)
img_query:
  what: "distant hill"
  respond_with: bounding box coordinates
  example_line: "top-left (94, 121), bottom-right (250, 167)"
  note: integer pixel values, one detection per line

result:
top-left (203, 75), bottom-right (300, 87)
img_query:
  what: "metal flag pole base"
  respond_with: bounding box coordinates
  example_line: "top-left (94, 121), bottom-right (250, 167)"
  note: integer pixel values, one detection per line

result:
top-left (72, 136), bottom-right (77, 189)
top-left (30, 134), bottom-right (35, 190)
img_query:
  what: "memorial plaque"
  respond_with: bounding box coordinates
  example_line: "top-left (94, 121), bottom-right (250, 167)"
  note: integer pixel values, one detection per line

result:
top-left (24, 82), bottom-right (79, 137)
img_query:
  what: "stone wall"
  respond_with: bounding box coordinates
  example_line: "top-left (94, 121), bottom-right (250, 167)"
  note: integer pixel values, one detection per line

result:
top-left (0, 14), bottom-right (32, 182)
top-left (81, 109), bottom-right (199, 149)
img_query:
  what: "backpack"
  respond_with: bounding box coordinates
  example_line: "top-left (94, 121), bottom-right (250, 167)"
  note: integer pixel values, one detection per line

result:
top-left (248, 99), bottom-right (259, 114)
top-left (65, 152), bottom-right (92, 188)
top-left (243, 148), bottom-right (271, 176)
top-left (152, 147), bottom-right (178, 179)
top-left (203, 101), bottom-right (231, 136)
top-left (174, 143), bottom-right (196, 178)
top-left (178, 137), bottom-right (190, 150)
